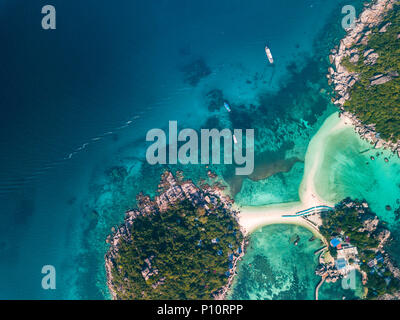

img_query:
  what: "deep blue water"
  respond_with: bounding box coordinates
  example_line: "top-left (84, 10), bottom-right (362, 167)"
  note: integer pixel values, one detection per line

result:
top-left (0, 0), bottom-right (367, 299)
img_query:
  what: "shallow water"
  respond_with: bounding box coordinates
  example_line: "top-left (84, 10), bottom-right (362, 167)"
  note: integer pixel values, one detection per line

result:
top-left (228, 224), bottom-right (323, 300)
top-left (315, 125), bottom-right (400, 226)
top-left (1, 0), bottom-right (395, 300)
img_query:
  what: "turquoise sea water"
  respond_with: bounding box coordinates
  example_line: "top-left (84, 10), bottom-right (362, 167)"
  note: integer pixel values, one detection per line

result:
top-left (2, 0), bottom-right (399, 300)
top-left (228, 224), bottom-right (364, 300)
top-left (228, 224), bottom-right (323, 300)
top-left (315, 125), bottom-right (400, 226)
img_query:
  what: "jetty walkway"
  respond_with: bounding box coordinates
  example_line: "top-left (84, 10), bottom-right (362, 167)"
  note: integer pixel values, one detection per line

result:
top-left (315, 275), bottom-right (327, 300)
top-left (282, 205), bottom-right (334, 218)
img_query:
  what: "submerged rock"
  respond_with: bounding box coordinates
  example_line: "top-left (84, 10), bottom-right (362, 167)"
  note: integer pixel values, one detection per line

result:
top-left (181, 58), bottom-right (211, 86)
top-left (205, 89), bottom-right (224, 112)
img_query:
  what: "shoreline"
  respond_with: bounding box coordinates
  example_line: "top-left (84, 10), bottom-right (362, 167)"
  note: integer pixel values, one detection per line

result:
top-left (237, 112), bottom-right (346, 237)
top-left (226, 113), bottom-right (346, 298)
top-left (231, 112), bottom-right (348, 299)
top-left (327, 0), bottom-right (400, 155)
top-left (236, 0), bottom-right (399, 242)
top-left (237, 202), bottom-right (323, 236)
top-left (105, 171), bottom-right (246, 300)
top-left (231, 0), bottom-right (400, 300)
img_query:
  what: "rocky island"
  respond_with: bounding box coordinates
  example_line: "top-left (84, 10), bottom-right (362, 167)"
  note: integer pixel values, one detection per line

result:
top-left (104, 0), bottom-right (400, 301)
top-left (105, 171), bottom-right (246, 300)
top-left (315, 198), bottom-right (400, 299)
top-left (319, 0), bottom-right (400, 299)
top-left (328, 0), bottom-right (400, 155)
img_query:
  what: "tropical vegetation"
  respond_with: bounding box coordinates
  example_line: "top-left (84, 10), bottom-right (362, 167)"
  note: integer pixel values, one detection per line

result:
top-left (110, 199), bottom-right (243, 299)
top-left (341, 3), bottom-right (400, 142)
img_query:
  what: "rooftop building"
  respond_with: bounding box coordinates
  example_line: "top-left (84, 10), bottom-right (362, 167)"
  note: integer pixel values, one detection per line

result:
top-left (330, 238), bottom-right (341, 247)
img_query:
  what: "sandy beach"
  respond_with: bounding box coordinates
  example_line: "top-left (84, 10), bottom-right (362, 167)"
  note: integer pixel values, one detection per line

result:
top-left (237, 201), bottom-right (320, 235)
top-left (237, 112), bottom-right (350, 235)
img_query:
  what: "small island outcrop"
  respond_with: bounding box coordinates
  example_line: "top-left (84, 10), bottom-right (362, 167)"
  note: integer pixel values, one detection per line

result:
top-left (316, 198), bottom-right (400, 299)
top-left (105, 171), bottom-right (246, 300)
top-left (328, 0), bottom-right (400, 155)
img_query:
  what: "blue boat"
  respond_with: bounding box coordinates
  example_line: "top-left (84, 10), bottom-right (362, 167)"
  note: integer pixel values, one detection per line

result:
top-left (224, 102), bottom-right (231, 112)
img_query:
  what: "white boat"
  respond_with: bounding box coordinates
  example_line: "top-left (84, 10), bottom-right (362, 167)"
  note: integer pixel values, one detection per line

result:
top-left (224, 102), bottom-right (231, 112)
top-left (265, 46), bottom-right (274, 64)
top-left (233, 134), bottom-right (238, 144)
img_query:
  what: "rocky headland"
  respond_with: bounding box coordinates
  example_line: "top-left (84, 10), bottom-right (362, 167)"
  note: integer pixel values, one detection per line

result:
top-left (327, 0), bottom-right (400, 156)
top-left (316, 198), bottom-right (400, 299)
top-left (105, 171), bottom-right (246, 300)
